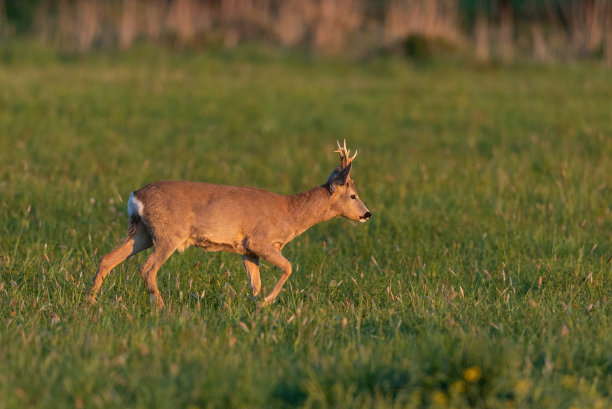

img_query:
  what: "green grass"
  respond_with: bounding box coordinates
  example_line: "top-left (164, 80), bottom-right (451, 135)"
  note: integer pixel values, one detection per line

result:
top-left (1, 44), bottom-right (611, 408)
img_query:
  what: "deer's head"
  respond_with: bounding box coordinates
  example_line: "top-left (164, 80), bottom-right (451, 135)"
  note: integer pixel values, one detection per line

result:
top-left (326, 140), bottom-right (371, 223)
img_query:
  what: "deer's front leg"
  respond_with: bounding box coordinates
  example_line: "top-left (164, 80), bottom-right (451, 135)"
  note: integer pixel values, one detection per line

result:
top-left (241, 255), bottom-right (261, 298)
top-left (254, 247), bottom-right (292, 306)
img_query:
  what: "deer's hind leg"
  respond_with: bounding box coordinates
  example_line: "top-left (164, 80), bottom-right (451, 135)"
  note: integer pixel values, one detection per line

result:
top-left (139, 240), bottom-right (177, 310)
top-left (88, 218), bottom-right (153, 302)
top-left (242, 255), bottom-right (261, 298)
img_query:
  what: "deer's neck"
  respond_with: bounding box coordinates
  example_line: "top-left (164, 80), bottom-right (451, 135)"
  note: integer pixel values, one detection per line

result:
top-left (288, 185), bottom-right (336, 237)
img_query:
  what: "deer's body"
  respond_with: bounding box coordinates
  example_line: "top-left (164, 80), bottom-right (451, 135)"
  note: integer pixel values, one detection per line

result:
top-left (130, 181), bottom-right (336, 255)
top-left (88, 142), bottom-right (370, 308)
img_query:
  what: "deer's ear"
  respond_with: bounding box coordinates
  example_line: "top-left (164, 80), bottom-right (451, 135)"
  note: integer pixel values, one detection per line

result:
top-left (326, 162), bottom-right (351, 193)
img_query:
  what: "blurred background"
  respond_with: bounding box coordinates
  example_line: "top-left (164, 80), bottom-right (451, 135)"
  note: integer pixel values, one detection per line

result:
top-left (1, 0), bottom-right (611, 64)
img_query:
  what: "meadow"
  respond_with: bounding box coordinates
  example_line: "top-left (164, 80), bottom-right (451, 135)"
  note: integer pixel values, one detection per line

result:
top-left (0, 44), bottom-right (611, 408)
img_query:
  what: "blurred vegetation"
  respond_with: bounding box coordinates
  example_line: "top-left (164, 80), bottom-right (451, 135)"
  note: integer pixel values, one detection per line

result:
top-left (1, 0), bottom-right (611, 63)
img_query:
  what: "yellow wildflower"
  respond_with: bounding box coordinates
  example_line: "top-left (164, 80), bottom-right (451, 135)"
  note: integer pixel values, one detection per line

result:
top-left (450, 380), bottom-right (466, 395)
top-left (463, 366), bottom-right (482, 383)
top-left (431, 390), bottom-right (448, 405)
top-left (515, 379), bottom-right (531, 396)
top-left (561, 375), bottom-right (576, 389)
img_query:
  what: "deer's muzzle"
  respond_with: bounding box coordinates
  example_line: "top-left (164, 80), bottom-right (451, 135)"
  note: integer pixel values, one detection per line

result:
top-left (359, 211), bottom-right (371, 222)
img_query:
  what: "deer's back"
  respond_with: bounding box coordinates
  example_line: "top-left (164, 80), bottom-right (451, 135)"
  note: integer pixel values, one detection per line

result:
top-left (131, 181), bottom-right (290, 253)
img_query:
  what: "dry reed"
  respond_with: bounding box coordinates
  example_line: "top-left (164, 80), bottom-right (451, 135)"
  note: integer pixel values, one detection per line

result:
top-left (384, 0), bottom-right (462, 46)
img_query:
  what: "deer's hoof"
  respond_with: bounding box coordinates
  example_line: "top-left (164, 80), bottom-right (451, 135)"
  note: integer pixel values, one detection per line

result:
top-left (258, 297), bottom-right (277, 308)
top-left (149, 294), bottom-right (166, 310)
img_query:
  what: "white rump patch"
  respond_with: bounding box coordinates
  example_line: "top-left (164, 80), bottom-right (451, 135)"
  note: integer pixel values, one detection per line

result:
top-left (127, 192), bottom-right (144, 217)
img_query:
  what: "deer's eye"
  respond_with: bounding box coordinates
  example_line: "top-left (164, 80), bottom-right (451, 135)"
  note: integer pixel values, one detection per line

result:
top-left (350, 195), bottom-right (356, 199)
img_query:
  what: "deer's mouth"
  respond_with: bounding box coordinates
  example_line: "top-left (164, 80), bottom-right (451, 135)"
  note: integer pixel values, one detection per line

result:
top-left (359, 211), bottom-right (371, 222)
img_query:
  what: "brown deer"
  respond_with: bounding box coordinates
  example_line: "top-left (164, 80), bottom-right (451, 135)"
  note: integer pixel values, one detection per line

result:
top-left (88, 141), bottom-right (371, 309)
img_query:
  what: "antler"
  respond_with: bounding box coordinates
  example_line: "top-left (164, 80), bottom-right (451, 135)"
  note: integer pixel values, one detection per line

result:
top-left (334, 139), bottom-right (357, 169)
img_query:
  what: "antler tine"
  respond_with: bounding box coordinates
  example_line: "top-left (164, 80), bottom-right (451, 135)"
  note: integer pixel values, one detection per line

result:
top-left (334, 139), bottom-right (356, 169)
top-left (335, 140), bottom-right (347, 156)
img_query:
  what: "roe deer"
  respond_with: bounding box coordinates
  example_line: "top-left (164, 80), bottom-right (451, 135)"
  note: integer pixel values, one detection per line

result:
top-left (88, 141), bottom-right (371, 309)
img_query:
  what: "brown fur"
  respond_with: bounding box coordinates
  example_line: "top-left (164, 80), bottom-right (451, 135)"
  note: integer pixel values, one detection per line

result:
top-left (88, 144), bottom-right (370, 308)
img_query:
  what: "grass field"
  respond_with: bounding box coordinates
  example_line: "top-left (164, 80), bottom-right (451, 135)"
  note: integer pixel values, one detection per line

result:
top-left (1, 44), bottom-right (611, 408)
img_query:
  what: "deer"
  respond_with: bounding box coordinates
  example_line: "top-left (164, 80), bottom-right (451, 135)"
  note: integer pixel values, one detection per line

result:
top-left (87, 140), bottom-right (371, 309)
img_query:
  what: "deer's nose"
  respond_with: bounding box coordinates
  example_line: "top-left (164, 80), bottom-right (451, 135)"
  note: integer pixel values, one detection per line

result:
top-left (360, 211), bottom-right (371, 222)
